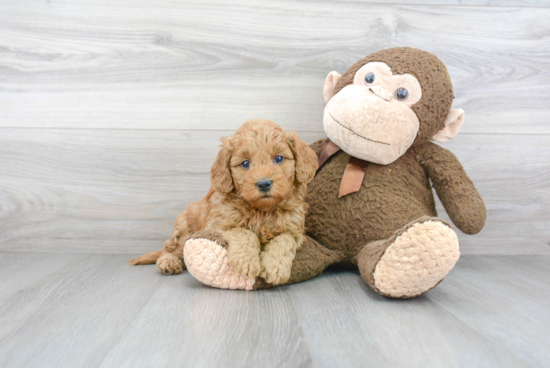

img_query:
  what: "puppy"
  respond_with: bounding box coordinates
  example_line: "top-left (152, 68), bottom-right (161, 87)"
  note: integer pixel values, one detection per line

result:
top-left (129, 119), bottom-right (318, 285)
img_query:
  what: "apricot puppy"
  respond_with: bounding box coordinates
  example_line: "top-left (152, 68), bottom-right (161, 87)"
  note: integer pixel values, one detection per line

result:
top-left (129, 119), bottom-right (318, 285)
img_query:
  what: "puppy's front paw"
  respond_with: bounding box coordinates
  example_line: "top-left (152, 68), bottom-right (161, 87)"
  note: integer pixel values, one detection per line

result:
top-left (227, 248), bottom-right (261, 279)
top-left (259, 251), bottom-right (291, 285)
top-left (157, 254), bottom-right (184, 275)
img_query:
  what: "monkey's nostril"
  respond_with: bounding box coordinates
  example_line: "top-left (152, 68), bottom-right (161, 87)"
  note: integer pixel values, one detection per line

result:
top-left (256, 179), bottom-right (272, 192)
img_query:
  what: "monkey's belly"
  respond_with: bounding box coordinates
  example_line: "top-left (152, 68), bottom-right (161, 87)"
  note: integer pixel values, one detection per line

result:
top-left (305, 156), bottom-right (436, 255)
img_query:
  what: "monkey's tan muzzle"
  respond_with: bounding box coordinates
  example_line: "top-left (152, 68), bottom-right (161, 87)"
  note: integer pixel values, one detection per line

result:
top-left (323, 85), bottom-right (419, 165)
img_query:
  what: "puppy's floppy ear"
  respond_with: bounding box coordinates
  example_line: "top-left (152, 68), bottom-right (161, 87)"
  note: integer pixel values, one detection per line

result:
top-left (210, 136), bottom-right (234, 194)
top-left (286, 131), bottom-right (319, 184)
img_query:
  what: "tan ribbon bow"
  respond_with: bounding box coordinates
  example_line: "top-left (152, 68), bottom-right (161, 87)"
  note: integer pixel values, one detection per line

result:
top-left (317, 141), bottom-right (369, 198)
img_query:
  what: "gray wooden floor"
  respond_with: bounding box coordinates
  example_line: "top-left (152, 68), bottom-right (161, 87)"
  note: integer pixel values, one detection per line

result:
top-left (2, 0), bottom-right (550, 256)
top-left (0, 253), bottom-right (548, 368)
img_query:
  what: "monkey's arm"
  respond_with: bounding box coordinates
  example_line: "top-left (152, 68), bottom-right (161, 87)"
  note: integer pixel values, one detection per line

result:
top-left (309, 138), bottom-right (331, 159)
top-left (417, 142), bottom-right (486, 234)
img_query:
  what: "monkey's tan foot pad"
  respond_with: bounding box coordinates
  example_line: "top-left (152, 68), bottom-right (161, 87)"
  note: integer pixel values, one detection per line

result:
top-left (184, 238), bottom-right (256, 290)
top-left (373, 220), bottom-right (460, 298)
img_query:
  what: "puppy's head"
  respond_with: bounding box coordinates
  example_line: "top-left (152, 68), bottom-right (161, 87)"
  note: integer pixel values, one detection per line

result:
top-left (210, 119), bottom-right (318, 210)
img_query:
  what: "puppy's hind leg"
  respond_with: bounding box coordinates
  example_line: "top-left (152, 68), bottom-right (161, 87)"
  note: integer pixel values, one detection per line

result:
top-left (128, 225), bottom-right (180, 267)
top-left (130, 209), bottom-right (190, 274)
top-left (155, 216), bottom-right (189, 275)
top-left (129, 239), bottom-right (185, 275)
top-left (157, 240), bottom-right (186, 275)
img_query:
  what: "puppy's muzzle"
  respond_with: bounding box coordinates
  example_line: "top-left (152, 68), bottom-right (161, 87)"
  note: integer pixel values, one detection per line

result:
top-left (256, 178), bottom-right (272, 193)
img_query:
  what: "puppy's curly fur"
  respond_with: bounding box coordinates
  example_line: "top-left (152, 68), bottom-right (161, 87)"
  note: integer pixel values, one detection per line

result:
top-left (129, 119), bottom-right (318, 285)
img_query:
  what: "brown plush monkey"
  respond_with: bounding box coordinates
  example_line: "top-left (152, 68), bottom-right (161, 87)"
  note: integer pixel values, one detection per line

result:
top-left (184, 47), bottom-right (486, 298)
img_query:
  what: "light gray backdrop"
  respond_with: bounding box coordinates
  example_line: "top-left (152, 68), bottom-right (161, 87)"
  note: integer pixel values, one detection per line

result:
top-left (1, 0), bottom-right (549, 255)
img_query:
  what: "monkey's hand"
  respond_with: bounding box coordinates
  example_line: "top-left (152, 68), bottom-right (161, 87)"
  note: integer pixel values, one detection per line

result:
top-left (417, 142), bottom-right (487, 234)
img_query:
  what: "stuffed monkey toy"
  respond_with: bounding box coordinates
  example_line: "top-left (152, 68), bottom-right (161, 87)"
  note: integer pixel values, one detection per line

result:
top-left (183, 47), bottom-right (486, 298)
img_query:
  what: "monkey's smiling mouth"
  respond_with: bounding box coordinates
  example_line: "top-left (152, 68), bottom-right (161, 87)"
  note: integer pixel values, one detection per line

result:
top-left (329, 113), bottom-right (390, 146)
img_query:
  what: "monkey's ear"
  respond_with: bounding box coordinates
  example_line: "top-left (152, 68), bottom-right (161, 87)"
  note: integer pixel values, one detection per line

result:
top-left (210, 137), bottom-right (234, 194)
top-left (323, 71), bottom-right (342, 104)
top-left (287, 131), bottom-right (319, 184)
top-left (432, 109), bottom-right (465, 143)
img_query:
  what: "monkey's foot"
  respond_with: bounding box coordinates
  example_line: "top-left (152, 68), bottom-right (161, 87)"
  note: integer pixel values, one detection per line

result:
top-left (371, 218), bottom-right (460, 298)
top-left (184, 232), bottom-right (256, 291)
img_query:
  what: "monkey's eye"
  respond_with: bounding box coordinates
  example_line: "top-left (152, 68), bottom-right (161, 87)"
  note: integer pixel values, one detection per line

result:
top-left (364, 72), bottom-right (375, 85)
top-left (241, 160), bottom-right (250, 169)
top-left (395, 88), bottom-right (409, 101)
top-left (273, 155), bottom-right (284, 164)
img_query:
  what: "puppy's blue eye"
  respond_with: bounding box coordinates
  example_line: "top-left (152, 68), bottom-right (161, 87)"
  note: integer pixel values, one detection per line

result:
top-left (274, 156), bottom-right (284, 164)
top-left (241, 160), bottom-right (250, 169)
top-left (364, 72), bottom-right (375, 85)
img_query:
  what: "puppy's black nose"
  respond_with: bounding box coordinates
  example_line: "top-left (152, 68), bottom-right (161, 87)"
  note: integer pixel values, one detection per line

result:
top-left (257, 179), bottom-right (272, 192)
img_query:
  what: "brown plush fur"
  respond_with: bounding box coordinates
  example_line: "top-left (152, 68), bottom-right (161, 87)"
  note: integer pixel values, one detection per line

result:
top-left (129, 119), bottom-right (318, 284)
top-left (303, 138), bottom-right (486, 256)
top-left (252, 136), bottom-right (485, 292)
top-left (252, 48), bottom-right (487, 294)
